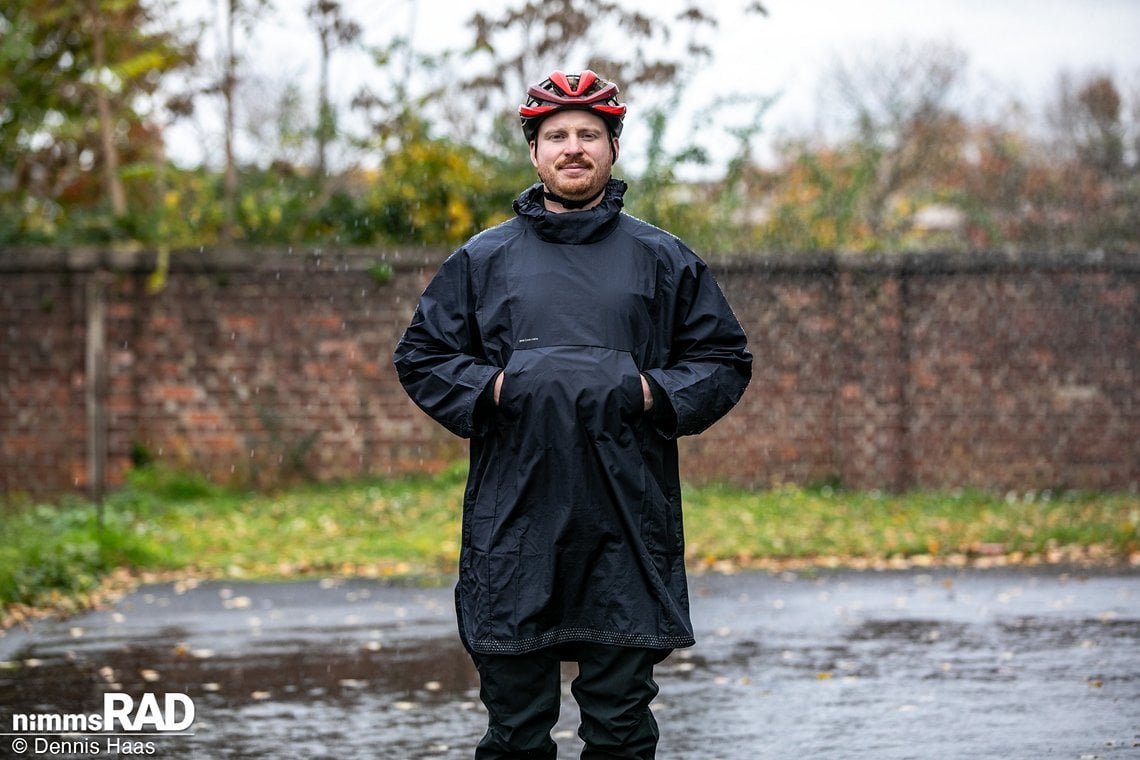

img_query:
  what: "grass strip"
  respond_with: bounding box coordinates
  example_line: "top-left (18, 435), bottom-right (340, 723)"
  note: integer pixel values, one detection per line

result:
top-left (3, 466), bottom-right (1137, 624)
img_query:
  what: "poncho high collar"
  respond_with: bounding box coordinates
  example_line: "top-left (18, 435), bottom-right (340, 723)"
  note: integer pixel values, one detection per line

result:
top-left (513, 178), bottom-right (628, 245)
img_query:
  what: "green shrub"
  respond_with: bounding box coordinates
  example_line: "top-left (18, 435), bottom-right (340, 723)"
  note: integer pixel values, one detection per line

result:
top-left (0, 504), bottom-right (159, 608)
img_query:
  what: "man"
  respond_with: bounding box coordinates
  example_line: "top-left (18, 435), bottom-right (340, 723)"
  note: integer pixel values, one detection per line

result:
top-left (393, 70), bottom-right (752, 759)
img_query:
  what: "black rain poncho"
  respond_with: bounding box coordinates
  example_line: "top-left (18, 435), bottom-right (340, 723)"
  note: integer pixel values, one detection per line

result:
top-left (393, 179), bottom-right (752, 655)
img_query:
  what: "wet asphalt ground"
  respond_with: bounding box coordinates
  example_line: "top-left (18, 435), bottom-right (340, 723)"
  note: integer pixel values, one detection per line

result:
top-left (1, 566), bottom-right (1137, 760)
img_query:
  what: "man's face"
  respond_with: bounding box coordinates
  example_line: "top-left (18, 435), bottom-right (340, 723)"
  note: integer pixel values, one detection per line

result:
top-left (530, 110), bottom-right (619, 209)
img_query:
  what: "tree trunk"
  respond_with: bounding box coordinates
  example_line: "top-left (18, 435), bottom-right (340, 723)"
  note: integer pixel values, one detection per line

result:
top-left (222, 0), bottom-right (239, 239)
top-left (90, 0), bottom-right (128, 218)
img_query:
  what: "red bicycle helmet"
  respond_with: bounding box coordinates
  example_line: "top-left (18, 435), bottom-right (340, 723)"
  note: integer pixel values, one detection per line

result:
top-left (519, 70), bottom-right (627, 142)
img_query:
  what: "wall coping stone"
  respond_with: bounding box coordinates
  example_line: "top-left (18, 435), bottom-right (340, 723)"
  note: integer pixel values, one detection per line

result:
top-left (3, 246), bottom-right (1138, 276)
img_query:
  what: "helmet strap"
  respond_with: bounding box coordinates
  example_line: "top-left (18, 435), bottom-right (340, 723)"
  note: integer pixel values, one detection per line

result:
top-left (543, 185), bottom-right (606, 210)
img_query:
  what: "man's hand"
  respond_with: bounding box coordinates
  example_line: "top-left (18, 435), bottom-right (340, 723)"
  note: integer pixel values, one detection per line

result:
top-left (494, 372), bottom-right (504, 405)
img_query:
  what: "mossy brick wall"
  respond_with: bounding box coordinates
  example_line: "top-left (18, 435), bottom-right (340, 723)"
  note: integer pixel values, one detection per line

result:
top-left (2, 247), bottom-right (1137, 499)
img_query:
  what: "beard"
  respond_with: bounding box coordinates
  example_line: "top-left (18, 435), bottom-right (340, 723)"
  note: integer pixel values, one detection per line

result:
top-left (536, 156), bottom-right (611, 202)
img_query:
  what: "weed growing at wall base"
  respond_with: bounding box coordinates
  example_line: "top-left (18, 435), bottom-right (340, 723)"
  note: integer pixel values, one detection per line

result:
top-left (0, 503), bottom-right (160, 613)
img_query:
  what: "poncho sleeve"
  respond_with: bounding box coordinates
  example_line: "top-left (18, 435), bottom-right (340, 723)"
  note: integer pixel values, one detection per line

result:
top-left (392, 250), bottom-right (501, 439)
top-left (642, 255), bottom-right (752, 439)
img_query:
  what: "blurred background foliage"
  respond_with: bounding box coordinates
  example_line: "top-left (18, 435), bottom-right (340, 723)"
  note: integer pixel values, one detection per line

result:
top-left (1, 0), bottom-right (1138, 255)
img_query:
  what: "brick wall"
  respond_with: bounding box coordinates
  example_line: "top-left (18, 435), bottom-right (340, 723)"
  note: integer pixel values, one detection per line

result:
top-left (1, 266), bottom-right (88, 492)
top-left (2, 247), bottom-right (1137, 499)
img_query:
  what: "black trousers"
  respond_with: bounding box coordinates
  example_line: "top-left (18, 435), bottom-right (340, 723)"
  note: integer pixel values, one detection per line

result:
top-left (470, 643), bottom-right (668, 759)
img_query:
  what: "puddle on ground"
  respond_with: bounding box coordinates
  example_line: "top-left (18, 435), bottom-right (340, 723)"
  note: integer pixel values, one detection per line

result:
top-left (2, 572), bottom-right (1138, 759)
top-left (1, 635), bottom-right (479, 711)
top-left (2, 633), bottom-right (484, 759)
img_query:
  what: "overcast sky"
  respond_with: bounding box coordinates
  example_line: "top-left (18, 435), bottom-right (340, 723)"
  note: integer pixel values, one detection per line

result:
top-left (168, 0), bottom-right (1140, 173)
